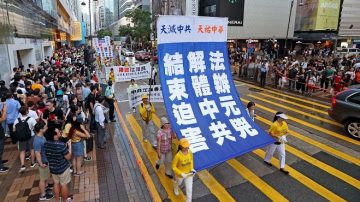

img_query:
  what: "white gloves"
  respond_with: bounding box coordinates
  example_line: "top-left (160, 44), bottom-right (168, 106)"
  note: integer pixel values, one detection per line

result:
top-left (191, 169), bottom-right (197, 174)
top-left (181, 173), bottom-right (187, 178)
top-left (146, 105), bottom-right (151, 111)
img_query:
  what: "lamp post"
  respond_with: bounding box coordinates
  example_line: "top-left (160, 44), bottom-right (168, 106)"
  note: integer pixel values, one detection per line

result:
top-left (284, 0), bottom-right (294, 56)
top-left (81, 0), bottom-right (97, 47)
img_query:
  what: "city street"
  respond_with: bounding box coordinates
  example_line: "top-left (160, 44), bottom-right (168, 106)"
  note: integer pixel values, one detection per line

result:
top-left (114, 77), bottom-right (360, 201)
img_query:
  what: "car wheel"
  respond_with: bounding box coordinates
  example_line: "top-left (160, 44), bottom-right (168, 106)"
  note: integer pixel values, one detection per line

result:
top-left (345, 120), bottom-right (360, 140)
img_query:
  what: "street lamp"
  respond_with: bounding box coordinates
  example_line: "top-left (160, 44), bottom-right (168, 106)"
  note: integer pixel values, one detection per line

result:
top-left (284, 0), bottom-right (294, 56)
top-left (81, 0), bottom-right (97, 47)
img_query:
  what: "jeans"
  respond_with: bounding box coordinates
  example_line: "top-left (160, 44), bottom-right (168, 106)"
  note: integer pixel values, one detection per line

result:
top-left (260, 72), bottom-right (267, 87)
top-left (141, 120), bottom-right (156, 147)
top-left (96, 122), bottom-right (106, 148)
top-left (156, 151), bottom-right (172, 175)
top-left (0, 137), bottom-right (3, 169)
top-left (8, 123), bottom-right (16, 144)
top-left (106, 98), bottom-right (115, 121)
top-left (288, 79), bottom-right (296, 90)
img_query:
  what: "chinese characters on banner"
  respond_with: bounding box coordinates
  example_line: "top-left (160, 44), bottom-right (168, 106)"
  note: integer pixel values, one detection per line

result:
top-left (127, 85), bottom-right (163, 108)
top-left (104, 63), bottom-right (151, 82)
top-left (157, 16), bottom-right (274, 171)
top-left (93, 36), bottom-right (113, 62)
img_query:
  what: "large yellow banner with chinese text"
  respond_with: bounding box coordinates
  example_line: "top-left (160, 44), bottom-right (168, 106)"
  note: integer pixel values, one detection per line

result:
top-left (71, 21), bottom-right (82, 41)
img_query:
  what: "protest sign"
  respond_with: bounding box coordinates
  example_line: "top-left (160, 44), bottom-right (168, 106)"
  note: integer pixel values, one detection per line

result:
top-left (157, 16), bottom-right (274, 171)
top-left (127, 85), bottom-right (163, 108)
top-left (104, 63), bottom-right (151, 82)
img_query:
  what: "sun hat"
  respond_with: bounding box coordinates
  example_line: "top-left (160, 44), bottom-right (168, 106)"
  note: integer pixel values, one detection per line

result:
top-left (160, 117), bottom-right (169, 127)
top-left (276, 113), bottom-right (289, 120)
top-left (179, 138), bottom-right (190, 148)
top-left (142, 94), bottom-right (148, 100)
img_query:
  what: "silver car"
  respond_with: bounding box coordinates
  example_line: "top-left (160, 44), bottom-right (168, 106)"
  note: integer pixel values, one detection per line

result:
top-left (328, 89), bottom-right (360, 139)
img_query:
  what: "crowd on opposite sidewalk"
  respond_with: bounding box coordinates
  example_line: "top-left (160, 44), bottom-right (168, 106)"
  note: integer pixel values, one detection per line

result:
top-left (0, 46), bottom-right (115, 202)
top-left (231, 48), bottom-right (360, 97)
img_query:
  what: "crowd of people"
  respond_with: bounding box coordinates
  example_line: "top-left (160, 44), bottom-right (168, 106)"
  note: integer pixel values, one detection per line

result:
top-left (0, 46), bottom-right (115, 202)
top-left (235, 51), bottom-right (360, 96)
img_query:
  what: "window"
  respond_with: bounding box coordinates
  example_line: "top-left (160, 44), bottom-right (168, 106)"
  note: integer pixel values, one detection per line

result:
top-left (348, 93), bottom-right (360, 105)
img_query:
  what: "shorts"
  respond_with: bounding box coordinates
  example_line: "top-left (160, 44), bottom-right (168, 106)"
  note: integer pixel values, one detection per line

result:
top-left (18, 136), bottom-right (34, 151)
top-left (38, 165), bottom-right (50, 181)
top-left (72, 141), bottom-right (84, 157)
top-left (52, 167), bottom-right (71, 185)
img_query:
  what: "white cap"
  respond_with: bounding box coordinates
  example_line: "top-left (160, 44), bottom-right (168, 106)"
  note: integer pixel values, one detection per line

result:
top-left (161, 117), bottom-right (169, 127)
top-left (276, 113), bottom-right (289, 120)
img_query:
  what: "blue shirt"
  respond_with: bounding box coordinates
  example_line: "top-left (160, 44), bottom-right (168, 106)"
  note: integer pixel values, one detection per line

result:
top-left (82, 87), bottom-right (91, 100)
top-left (6, 98), bottom-right (20, 124)
top-left (44, 140), bottom-right (70, 175)
top-left (33, 135), bottom-right (48, 164)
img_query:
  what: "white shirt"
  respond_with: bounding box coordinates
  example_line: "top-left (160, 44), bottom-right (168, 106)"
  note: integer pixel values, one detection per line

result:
top-left (13, 115), bottom-right (37, 136)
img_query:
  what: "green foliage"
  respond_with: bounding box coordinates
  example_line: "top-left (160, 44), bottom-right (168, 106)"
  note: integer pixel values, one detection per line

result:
top-left (97, 29), bottom-right (112, 38)
top-left (118, 8), bottom-right (151, 42)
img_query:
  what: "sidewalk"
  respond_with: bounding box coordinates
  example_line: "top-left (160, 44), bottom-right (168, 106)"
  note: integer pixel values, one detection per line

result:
top-left (232, 75), bottom-right (332, 104)
top-left (0, 120), bottom-right (150, 202)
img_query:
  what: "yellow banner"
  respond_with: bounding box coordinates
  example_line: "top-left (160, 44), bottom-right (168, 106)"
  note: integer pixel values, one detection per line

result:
top-left (71, 21), bottom-right (82, 41)
top-left (60, 32), bottom-right (67, 41)
top-left (315, 0), bottom-right (341, 30)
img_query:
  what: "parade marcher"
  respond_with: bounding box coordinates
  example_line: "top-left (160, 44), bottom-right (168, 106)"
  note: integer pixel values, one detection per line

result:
top-left (14, 106), bottom-right (37, 172)
top-left (139, 94), bottom-right (156, 147)
top-left (127, 79), bottom-right (138, 113)
top-left (33, 122), bottom-right (54, 200)
top-left (44, 127), bottom-right (73, 202)
top-left (94, 96), bottom-right (108, 149)
top-left (264, 112), bottom-right (290, 174)
top-left (172, 138), bottom-right (195, 202)
top-left (155, 117), bottom-right (176, 179)
top-left (246, 101), bottom-right (256, 121)
top-left (105, 80), bottom-right (116, 122)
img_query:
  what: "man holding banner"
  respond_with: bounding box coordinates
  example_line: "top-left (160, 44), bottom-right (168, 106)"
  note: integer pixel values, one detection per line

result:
top-left (139, 94), bottom-right (157, 147)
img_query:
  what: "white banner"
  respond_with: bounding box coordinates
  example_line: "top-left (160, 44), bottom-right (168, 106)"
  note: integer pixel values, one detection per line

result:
top-left (104, 63), bottom-right (152, 82)
top-left (127, 85), bottom-right (163, 108)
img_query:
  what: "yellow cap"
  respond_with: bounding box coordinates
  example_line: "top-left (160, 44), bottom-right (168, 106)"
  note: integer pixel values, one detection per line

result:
top-left (179, 138), bottom-right (190, 148)
top-left (142, 94), bottom-right (148, 100)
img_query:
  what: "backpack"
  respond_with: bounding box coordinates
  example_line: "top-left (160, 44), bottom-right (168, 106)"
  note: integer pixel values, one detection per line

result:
top-left (44, 85), bottom-right (54, 99)
top-left (15, 117), bottom-right (32, 141)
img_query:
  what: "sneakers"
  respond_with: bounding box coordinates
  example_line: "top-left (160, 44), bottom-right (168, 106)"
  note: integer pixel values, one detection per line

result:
top-left (132, 108), bottom-right (136, 113)
top-left (263, 161), bottom-right (272, 166)
top-left (143, 138), bottom-right (148, 143)
top-left (0, 167), bottom-right (9, 173)
top-left (39, 193), bottom-right (54, 201)
top-left (31, 162), bottom-right (38, 168)
top-left (25, 154), bottom-right (30, 161)
top-left (19, 165), bottom-right (26, 173)
top-left (110, 119), bottom-right (116, 122)
top-left (84, 156), bottom-right (92, 161)
top-left (155, 163), bottom-right (160, 170)
top-left (2, 160), bottom-right (8, 164)
top-left (173, 186), bottom-right (179, 196)
top-left (46, 183), bottom-right (54, 190)
top-left (165, 174), bottom-right (173, 179)
top-left (280, 168), bottom-right (289, 175)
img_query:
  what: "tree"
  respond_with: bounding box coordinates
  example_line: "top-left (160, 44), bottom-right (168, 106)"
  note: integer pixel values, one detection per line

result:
top-left (97, 29), bottom-right (112, 38)
top-left (118, 8), bottom-right (151, 45)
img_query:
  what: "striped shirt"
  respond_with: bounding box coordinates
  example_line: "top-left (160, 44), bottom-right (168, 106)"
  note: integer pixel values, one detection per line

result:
top-left (44, 140), bottom-right (70, 175)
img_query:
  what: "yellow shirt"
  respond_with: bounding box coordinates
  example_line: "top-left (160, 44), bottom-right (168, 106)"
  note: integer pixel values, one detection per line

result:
top-left (31, 83), bottom-right (43, 91)
top-left (109, 72), bottom-right (115, 82)
top-left (172, 151), bottom-right (194, 177)
top-left (139, 103), bottom-right (155, 122)
top-left (62, 123), bottom-right (81, 142)
top-left (269, 121), bottom-right (289, 138)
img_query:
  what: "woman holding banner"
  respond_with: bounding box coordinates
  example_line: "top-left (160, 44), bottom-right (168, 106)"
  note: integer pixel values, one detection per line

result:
top-left (172, 138), bottom-right (196, 202)
top-left (264, 112), bottom-right (290, 174)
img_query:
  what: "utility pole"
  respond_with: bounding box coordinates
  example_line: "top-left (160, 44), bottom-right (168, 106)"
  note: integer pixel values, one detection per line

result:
top-left (284, 0), bottom-right (294, 56)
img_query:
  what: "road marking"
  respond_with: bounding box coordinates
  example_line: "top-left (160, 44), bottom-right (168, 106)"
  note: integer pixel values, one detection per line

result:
top-left (126, 114), bottom-right (187, 201)
top-left (153, 114), bottom-right (236, 202)
top-left (114, 104), bottom-right (162, 202)
top-left (257, 92), bottom-right (328, 115)
top-left (255, 115), bottom-right (360, 166)
top-left (241, 98), bottom-right (360, 146)
top-left (286, 146), bottom-right (360, 190)
top-left (253, 150), bottom-right (346, 202)
top-left (236, 81), bottom-right (330, 109)
top-left (248, 94), bottom-right (342, 127)
top-left (227, 159), bottom-right (289, 202)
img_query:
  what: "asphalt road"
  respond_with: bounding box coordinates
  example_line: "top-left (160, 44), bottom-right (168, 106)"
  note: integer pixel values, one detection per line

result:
top-left (110, 71), bottom-right (360, 201)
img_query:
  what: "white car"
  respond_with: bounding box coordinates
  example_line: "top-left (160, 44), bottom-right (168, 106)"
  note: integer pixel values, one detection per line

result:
top-left (124, 50), bottom-right (134, 57)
